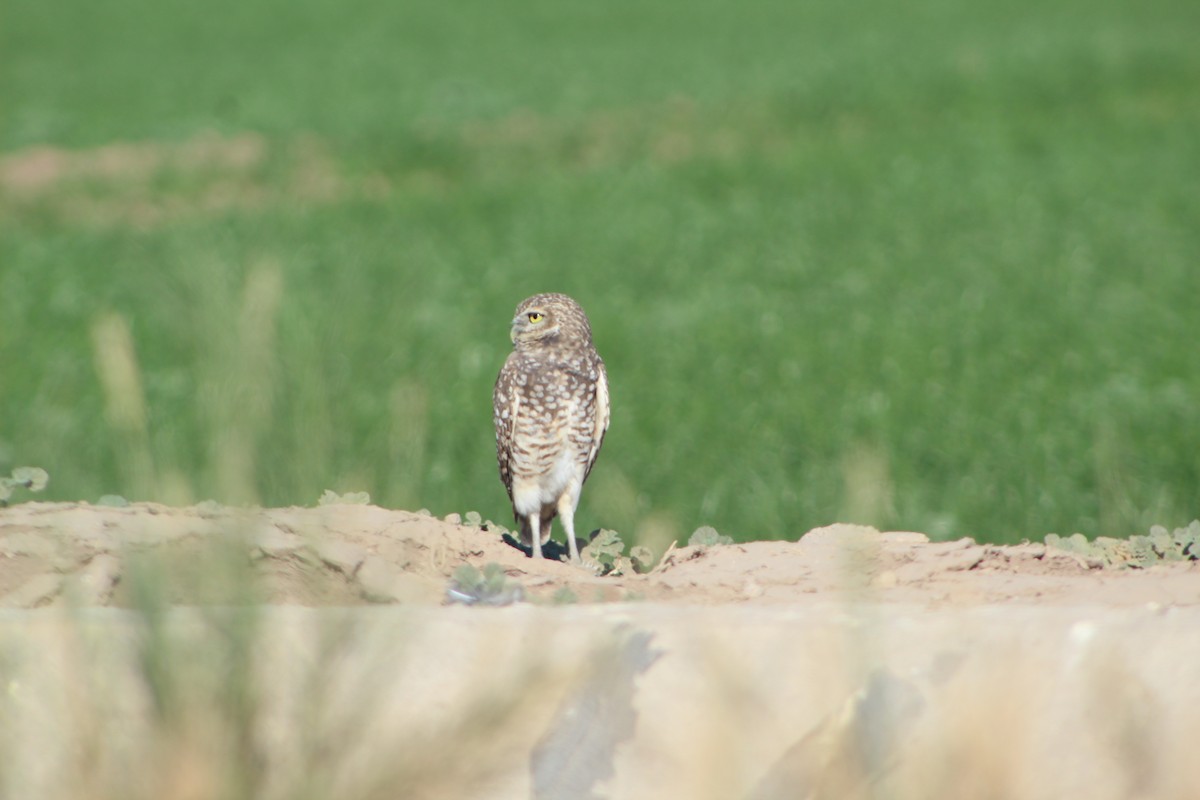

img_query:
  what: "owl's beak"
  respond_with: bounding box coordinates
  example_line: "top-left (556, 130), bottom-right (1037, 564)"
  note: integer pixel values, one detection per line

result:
top-left (509, 316), bottom-right (522, 343)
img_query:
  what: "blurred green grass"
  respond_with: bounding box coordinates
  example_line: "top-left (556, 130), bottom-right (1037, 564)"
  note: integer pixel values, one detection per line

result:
top-left (1, 0), bottom-right (1197, 544)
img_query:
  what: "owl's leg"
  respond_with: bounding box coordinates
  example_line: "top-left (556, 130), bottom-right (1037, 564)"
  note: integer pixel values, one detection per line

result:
top-left (558, 499), bottom-right (581, 564)
top-left (528, 514), bottom-right (543, 559)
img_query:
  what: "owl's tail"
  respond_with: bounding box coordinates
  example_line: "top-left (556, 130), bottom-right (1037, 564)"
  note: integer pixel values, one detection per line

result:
top-left (516, 506), bottom-right (555, 546)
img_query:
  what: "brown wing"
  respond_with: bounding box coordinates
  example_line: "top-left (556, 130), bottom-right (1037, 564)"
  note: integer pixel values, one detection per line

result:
top-left (582, 357), bottom-right (610, 485)
top-left (492, 354), bottom-right (520, 501)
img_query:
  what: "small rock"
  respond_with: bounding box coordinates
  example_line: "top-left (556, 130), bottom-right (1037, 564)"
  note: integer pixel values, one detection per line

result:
top-left (254, 529), bottom-right (304, 557)
top-left (445, 580), bottom-right (525, 606)
top-left (314, 539), bottom-right (366, 575)
top-left (925, 537), bottom-right (978, 553)
top-left (357, 556), bottom-right (430, 603)
top-left (444, 512), bottom-right (462, 525)
top-left (941, 546), bottom-right (986, 572)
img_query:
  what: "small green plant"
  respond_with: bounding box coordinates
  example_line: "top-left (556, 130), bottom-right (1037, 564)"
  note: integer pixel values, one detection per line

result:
top-left (580, 529), bottom-right (656, 576)
top-left (688, 526), bottom-right (733, 548)
top-left (317, 489), bottom-right (370, 506)
top-left (1045, 520), bottom-right (1200, 568)
top-left (452, 511), bottom-right (504, 532)
top-left (549, 586), bottom-right (578, 605)
top-left (0, 466), bottom-right (48, 506)
top-left (629, 545), bottom-right (655, 573)
top-left (446, 562), bottom-right (525, 606)
top-left (582, 529), bottom-right (625, 574)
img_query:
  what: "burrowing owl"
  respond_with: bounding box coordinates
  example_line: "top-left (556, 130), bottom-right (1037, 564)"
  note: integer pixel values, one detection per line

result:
top-left (493, 293), bottom-right (610, 562)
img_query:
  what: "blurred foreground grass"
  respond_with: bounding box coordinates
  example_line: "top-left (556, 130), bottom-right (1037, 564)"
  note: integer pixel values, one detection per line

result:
top-left (1, 0), bottom-right (1198, 543)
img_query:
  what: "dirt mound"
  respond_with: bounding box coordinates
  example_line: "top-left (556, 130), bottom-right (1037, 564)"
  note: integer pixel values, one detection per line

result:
top-left (2, 502), bottom-right (1197, 609)
top-left (4, 502), bottom-right (1200, 800)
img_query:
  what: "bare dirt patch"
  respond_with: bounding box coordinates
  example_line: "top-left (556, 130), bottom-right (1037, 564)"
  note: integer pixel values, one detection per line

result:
top-left (0, 132), bottom-right (343, 228)
top-left (0, 103), bottom-right (800, 230)
top-left (2, 502), bottom-right (1196, 609)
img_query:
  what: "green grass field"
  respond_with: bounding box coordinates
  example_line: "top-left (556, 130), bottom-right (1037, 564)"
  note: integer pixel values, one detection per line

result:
top-left (2, 0), bottom-right (1197, 545)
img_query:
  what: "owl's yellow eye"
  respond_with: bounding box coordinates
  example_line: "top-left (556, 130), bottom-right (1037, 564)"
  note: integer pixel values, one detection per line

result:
top-left (527, 312), bottom-right (544, 323)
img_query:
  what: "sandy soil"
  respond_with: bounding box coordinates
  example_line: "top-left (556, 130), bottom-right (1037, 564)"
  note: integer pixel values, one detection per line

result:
top-left (4, 502), bottom-right (1200, 800)
top-left (2, 501), bottom-right (1197, 609)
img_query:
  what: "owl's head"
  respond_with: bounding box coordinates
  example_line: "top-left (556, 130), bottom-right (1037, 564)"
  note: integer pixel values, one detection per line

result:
top-left (509, 293), bottom-right (593, 348)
